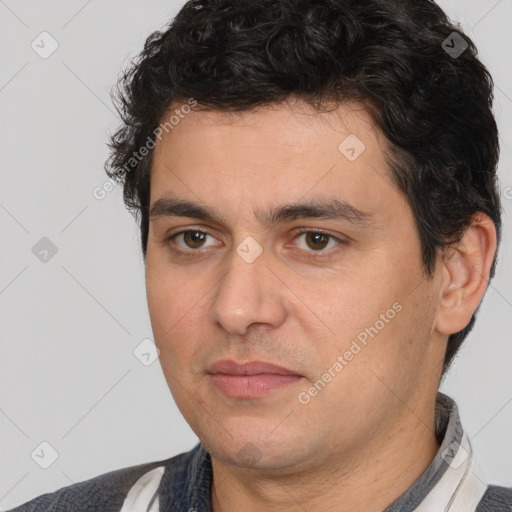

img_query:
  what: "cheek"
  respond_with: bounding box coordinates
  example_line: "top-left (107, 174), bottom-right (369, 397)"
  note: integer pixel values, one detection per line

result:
top-left (145, 267), bottom-right (208, 365)
top-left (300, 265), bottom-right (423, 371)
top-left (146, 255), bottom-right (192, 329)
top-left (146, 276), bottom-right (172, 337)
top-left (301, 277), bottom-right (391, 340)
top-left (146, 272), bottom-right (187, 364)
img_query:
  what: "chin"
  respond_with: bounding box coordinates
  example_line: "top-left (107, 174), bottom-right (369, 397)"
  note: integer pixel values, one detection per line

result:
top-left (202, 426), bottom-right (314, 471)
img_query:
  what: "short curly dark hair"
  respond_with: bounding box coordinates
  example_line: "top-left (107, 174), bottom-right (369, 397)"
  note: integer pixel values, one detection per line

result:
top-left (105, 0), bottom-right (502, 375)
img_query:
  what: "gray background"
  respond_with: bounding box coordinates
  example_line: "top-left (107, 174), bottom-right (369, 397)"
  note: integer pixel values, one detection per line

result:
top-left (0, 0), bottom-right (511, 508)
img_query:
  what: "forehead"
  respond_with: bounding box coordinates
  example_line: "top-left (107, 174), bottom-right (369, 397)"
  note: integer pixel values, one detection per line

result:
top-left (149, 99), bottom-right (402, 225)
top-left (154, 98), bottom-right (380, 152)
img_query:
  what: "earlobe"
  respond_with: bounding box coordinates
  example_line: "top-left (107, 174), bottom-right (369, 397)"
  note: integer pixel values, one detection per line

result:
top-left (435, 213), bottom-right (497, 336)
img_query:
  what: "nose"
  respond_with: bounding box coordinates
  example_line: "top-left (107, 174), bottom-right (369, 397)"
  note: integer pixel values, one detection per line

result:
top-left (208, 241), bottom-right (288, 336)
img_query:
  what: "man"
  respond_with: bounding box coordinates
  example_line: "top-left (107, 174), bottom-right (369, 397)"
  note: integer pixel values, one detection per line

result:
top-left (9, 0), bottom-right (511, 510)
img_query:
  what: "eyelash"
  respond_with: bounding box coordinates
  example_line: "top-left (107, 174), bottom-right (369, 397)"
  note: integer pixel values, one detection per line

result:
top-left (164, 228), bottom-right (347, 260)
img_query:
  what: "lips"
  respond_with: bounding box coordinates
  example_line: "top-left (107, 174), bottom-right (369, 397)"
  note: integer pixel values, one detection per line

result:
top-left (208, 360), bottom-right (303, 398)
top-left (208, 360), bottom-right (301, 376)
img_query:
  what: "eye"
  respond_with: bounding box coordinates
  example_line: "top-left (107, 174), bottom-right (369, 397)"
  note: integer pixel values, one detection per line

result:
top-left (293, 229), bottom-right (345, 254)
top-left (168, 230), bottom-right (219, 250)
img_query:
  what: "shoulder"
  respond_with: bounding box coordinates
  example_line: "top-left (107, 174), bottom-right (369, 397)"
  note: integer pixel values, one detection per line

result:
top-left (477, 485), bottom-right (512, 511)
top-left (6, 449), bottom-right (197, 512)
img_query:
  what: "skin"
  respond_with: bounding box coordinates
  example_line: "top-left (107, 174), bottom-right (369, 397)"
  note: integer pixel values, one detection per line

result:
top-left (145, 97), bottom-right (497, 512)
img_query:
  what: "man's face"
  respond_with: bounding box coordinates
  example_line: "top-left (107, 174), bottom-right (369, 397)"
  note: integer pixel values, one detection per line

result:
top-left (145, 99), bottom-right (445, 471)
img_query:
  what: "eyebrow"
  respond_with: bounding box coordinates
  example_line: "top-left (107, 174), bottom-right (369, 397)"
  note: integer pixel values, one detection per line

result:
top-left (149, 197), bottom-right (375, 228)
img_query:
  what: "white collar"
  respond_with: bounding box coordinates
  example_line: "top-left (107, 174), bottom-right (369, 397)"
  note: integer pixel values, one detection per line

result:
top-left (120, 465), bottom-right (164, 512)
top-left (414, 432), bottom-right (487, 511)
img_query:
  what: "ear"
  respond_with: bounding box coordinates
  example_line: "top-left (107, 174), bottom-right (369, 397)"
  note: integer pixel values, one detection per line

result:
top-left (435, 213), bottom-right (497, 336)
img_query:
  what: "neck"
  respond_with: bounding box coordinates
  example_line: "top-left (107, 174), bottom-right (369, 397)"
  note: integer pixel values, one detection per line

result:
top-left (211, 396), bottom-right (440, 512)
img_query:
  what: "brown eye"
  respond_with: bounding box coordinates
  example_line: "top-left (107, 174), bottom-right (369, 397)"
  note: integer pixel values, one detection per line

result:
top-left (182, 231), bottom-right (207, 249)
top-left (305, 232), bottom-right (330, 251)
top-left (295, 231), bottom-right (340, 252)
top-left (169, 230), bottom-right (219, 251)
